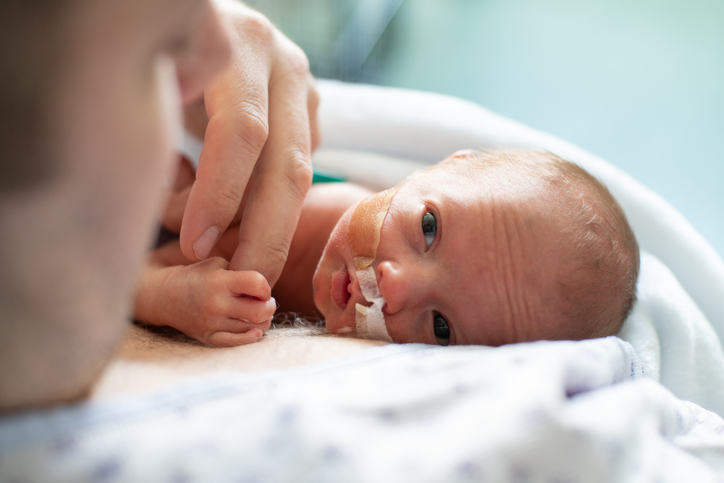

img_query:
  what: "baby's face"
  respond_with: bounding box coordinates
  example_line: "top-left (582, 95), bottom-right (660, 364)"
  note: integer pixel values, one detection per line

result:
top-left (313, 158), bottom-right (566, 346)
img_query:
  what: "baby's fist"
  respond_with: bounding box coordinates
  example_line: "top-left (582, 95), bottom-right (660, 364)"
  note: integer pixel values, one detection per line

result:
top-left (176, 257), bottom-right (276, 347)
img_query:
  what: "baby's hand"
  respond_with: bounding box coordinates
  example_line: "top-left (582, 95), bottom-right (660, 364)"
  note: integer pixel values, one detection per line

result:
top-left (157, 257), bottom-right (276, 347)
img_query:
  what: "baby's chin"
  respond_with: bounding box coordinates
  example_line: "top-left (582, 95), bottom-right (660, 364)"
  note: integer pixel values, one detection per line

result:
top-left (311, 259), bottom-right (345, 334)
top-left (311, 265), bottom-right (327, 319)
top-left (311, 274), bottom-right (355, 337)
top-left (324, 313), bottom-right (356, 337)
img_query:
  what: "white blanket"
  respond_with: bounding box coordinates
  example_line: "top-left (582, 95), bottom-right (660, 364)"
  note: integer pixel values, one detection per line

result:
top-left (2, 81), bottom-right (724, 481)
top-left (2, 340), bottom-right (724, 482)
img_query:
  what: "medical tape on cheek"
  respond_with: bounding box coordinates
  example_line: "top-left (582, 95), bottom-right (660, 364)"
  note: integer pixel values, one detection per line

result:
top-left (347, 188), bottom-right (399, 342)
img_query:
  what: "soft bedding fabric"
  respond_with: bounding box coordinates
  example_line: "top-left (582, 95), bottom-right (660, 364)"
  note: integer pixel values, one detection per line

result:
top-left (3, 81), bottom-right (724, 481)
top-left (3, 338), bottom-right (724, 482)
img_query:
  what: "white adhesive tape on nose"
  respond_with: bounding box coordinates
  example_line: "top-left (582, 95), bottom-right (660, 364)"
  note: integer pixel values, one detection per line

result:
top-left (354, 266), bottom-right (392, 342)
top-left (357, 265), bottom-right (381, 301)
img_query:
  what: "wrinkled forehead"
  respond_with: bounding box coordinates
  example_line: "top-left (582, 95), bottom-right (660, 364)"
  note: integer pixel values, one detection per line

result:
top-left (400, 161), bottom-right (476, 199)
top-left (402, 157), bottom-right (550, 209)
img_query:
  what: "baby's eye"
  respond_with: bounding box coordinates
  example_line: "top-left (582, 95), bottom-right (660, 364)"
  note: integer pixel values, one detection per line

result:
top-left (433, 311), bottom-right (450, 346)
top-left (421, 212), bottom-right (437, 248)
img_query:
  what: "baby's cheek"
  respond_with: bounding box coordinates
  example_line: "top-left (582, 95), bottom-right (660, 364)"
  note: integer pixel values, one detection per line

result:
top-left (380, 315), bottom-right (412, 344)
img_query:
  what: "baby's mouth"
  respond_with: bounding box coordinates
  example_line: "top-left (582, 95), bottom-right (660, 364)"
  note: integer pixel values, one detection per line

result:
top-left (331, 266), bottom-right (351, 310)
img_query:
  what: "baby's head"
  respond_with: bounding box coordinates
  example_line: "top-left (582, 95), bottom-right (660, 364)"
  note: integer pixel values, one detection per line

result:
top-left (313, 149), bottom-right (639, 346)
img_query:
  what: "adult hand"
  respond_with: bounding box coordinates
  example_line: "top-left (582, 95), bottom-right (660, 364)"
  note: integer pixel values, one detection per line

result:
top-left (178, 0), bottom-right (320, 288)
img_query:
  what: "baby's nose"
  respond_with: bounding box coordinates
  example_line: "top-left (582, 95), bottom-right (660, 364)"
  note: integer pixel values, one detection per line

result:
top-left (377, 261), bottom-right (416, 315)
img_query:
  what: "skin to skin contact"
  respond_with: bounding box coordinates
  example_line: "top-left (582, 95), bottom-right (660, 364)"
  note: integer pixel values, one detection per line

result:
top-left (92, 325), bottom-right (387, 399)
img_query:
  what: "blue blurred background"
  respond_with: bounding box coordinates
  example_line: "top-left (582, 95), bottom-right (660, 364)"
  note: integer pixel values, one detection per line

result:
top-left (247, 0), bottom-right (724, 258)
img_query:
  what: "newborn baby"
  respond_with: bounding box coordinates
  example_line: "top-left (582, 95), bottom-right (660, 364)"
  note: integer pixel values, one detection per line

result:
top-left (135, 149), bottom-right (639, 347)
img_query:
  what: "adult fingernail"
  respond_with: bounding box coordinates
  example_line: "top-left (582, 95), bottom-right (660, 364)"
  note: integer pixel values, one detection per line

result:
top-left (193, 225), bottom-right (220, 260)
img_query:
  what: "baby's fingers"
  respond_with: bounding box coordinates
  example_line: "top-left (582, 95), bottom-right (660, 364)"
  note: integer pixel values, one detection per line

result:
top-left (225, 270), bottom-right (272, 301)
top-left (224, 295), bottom-right (276, 328)
top-left (207, 329), bottom-right (264, 348)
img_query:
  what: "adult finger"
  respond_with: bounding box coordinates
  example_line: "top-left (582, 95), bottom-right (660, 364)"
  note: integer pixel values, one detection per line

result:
top-left (169, 176), bottom-right (253, 233)
top-left (179, 11), bottom-right (274, 262)
top-left (180, 103), bottom-right (268, 261)
top-left (228, 47), bottom-right (315, 286)
top-left (307, 73), bottom-right (321, 152)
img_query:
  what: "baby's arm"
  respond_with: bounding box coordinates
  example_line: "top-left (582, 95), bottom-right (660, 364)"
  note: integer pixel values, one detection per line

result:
top-left (134, 241), bottom-right (275, 347)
